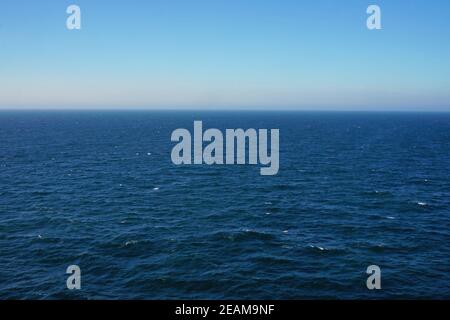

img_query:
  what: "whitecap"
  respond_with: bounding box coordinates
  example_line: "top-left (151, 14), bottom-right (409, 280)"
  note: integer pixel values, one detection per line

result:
top-left (309, 245), bottom-right (326, 251)
top-left (418, 202), bottom-right (427, 206)
top-left (386, 216), bottom-right (395, 220)
top-left (153, 187), bottom-right (159, 191)
top-left (125, 240), bottom-right (138, 246)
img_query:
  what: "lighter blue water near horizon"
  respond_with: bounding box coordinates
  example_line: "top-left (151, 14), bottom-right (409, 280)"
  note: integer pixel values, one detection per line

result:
top-left (0, 111), bottom-right (449, 299)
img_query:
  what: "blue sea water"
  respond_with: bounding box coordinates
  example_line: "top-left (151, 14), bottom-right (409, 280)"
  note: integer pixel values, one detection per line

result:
top-left (0, 111), bottom-right (449, 299)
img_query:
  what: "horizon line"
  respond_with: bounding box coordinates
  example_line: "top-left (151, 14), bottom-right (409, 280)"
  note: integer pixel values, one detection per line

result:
top-left (1, 107), bottom-right (450, 113)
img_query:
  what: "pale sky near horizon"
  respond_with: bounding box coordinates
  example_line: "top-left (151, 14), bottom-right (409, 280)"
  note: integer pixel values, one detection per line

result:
top-left (0, 0), bottom-right (450, 110)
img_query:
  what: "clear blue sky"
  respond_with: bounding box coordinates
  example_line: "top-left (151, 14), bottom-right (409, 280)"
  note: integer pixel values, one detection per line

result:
top-left (1, 0), bottom-right (449, 110)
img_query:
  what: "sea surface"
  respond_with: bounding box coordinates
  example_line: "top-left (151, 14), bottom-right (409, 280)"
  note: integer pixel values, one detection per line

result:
top-left (0, 111), bottom-right (449, 299)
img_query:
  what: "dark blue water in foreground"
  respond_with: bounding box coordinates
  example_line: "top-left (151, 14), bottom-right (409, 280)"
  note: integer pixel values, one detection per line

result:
top-left (1, 111), bottom-right (449, 299)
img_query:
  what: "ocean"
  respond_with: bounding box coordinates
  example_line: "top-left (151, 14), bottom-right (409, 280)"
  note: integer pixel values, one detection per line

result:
top-left (0, 111), bottom-right (449, 299)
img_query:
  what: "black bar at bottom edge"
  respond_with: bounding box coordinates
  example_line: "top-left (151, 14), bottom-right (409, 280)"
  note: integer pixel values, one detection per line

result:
top-left (0, 300), bottom-right (448, 318)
